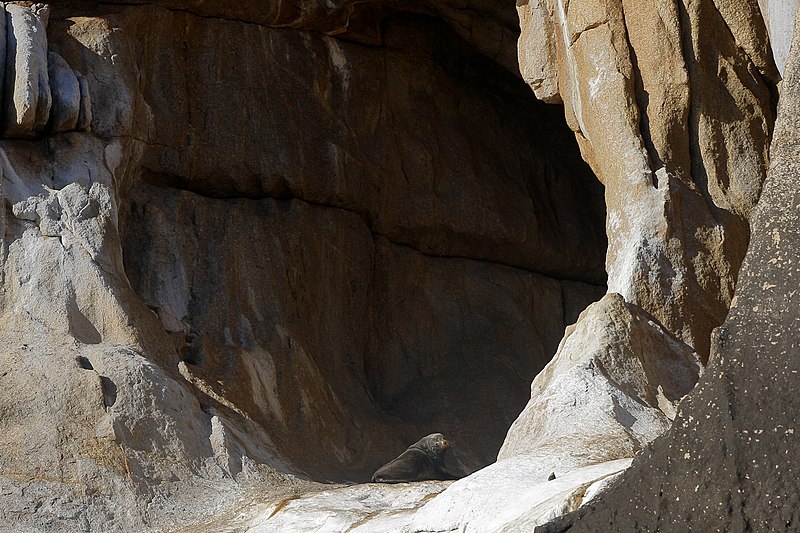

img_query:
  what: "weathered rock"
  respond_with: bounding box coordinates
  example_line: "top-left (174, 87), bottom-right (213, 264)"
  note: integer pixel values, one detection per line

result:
top-left (517, 0), bottom-right (778, 360)
top-left (404, 294), bottom-right (699, 532)
top-left (407, 458), bottom-right (631, 533)
top-left (0, 135), bottom-right (266, 531)
top-left (14, 0), bottom-right (607, 493)
top-left (53, 0), bottom-right (523, 77)
top-left (4, 3), bottom-right (52, 138)
top-left (74, 6), bottom-right (605, 284)
top-left (248, 482), bottom-right (451, 533)
top-left (766, 0), bottom-right (800, 73)
top-left (0, 0), bottom-right (616, 530)
top-left (47, 51), bottom-right (80, 133)
top-left (121, 180), bottom-right (601, 479)
top-left (500, 293), bottom-right (701, 461)
top-left (517, 0), bottom-right (560, 103)
top-left (122, 182), bottom-right (401, 481)
top-left (365, 237), bottom-right (599, 472)
top-left (533, 9), bottom-right (800, 532)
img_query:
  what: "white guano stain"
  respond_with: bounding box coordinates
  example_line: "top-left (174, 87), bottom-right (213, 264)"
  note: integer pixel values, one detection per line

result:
top-left (327, 38), bottom-right (350, 92)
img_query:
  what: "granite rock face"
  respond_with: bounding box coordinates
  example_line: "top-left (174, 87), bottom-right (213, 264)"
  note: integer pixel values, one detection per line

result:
top-left (0, 1), bottom-right (610, 530)
top-left (0, 0), bottom-right (789, 531)
top-left (535, 9), bottom-right (800, 533)
top-left (517, 0), bottom-right (778, 360)
top-left (483, 0), bottom-right (780, 527)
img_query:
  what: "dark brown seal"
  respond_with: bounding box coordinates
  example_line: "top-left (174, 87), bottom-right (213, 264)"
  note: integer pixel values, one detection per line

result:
top-left (372, 433), bottom-right (458, 483)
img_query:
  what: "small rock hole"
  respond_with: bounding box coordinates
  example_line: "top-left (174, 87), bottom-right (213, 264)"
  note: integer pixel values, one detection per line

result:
top-left (76, 356), bottom-right (93, 370)
top-left (100, 376), bottom-right (117, 407)
top-left (181, 335), bottom-right (204, 366)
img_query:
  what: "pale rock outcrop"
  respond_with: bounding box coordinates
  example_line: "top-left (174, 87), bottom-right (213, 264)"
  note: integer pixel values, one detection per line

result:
top-left (0, 136), bottom-right (257, 531)
top-left (516, 0), bottom-right (778, 360)
top-left (766, 0), bottom-right (800, 73)
top-left (404, 294), bottom-right (700, 532)
top-left (500, 293), bottom-right (701, 460)
top-left (407, 458), bottom-right (631, 533)
top-left (4, 3), bottom-right (51, 137)
top-left (249, 482), bottom-right (451, 533)
top-left (544, 8), bottom-right (800, 531)
top-left (0, 3), bottom-right (93, 138)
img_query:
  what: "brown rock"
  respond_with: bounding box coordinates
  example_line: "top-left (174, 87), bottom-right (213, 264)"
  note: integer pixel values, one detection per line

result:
top-left (122, 182), bottom-right (603, 478)
top-left (0, 0), bottom-right (611, 529)
top-left (543, 10), bottom-right (800, 532)
top-left (517, 0), bottom-right (778, 360)
top-left (60, 6), bottom-right (604, 284)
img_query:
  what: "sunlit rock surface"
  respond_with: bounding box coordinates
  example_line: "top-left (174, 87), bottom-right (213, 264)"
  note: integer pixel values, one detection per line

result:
top-left (0, 0), bottom-right (791, 530)
top-left (536, 8), bottom-right (800, 532)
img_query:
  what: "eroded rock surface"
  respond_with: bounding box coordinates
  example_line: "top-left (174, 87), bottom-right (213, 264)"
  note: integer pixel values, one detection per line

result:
top-left (0, 0), bottom-right (784, 530)
top-left (517, 0), bottom-right (778, 360)
top-left (464, 0), bottom-right (780, 527)
top-left (0, 1), bottom-right (609, 530)
top-left (535, 10), bottom-right (800, 533)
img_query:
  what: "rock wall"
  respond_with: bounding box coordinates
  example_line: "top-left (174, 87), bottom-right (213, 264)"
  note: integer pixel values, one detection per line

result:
top-left (540, 8), bottom-right (800, 532)
top-left (410, 0), bottom-right (781, 530)
top-left (0, 0), bottom-right (789, 530)
top-left (0, 1), bottom-right (609, 530)
top-left (766, 0), bottom-right (800, 73)
top-left (517, 0), bottom-right (777, 360)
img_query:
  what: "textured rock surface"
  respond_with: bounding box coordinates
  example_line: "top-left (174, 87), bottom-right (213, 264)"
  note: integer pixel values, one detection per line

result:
top-left (536, 9), bottom-right (800, 533)
top-left (97, 5), bottom-right (606, 283)
top-left (473, 1), bottom-right (780, 528)
top-left (248, 482), bottom-right (451, 532)
top-left (500, 294), bottom-right (701, 461)
top-left (767, 0), bottom-right (799, 73)
top-left (404, 294), bottom-right (699, 532)
top-left (517, 0), bottom-right (778, 360)
top-left (4, 3), bottom-right (51, 137)
top-left (103, 3), bottom-right (607, 480)
top-left (0, 0), bottom-right (787, 531)
top-left (408, 459), bottom-right (630, 533)
top-left (0, 1), bottom-right (610, 530)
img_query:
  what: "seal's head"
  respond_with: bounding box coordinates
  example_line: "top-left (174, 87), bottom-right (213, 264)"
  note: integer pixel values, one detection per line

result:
top-left (413, 433), bottom-right (450, 461)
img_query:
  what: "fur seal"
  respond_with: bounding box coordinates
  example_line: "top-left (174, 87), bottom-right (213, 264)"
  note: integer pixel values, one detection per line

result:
top-left (372, 433), bottom-right (458, 483)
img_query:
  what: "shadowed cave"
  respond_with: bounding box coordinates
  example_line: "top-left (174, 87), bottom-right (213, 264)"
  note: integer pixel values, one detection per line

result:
top-left (111, 4), bottom-right (608, 481)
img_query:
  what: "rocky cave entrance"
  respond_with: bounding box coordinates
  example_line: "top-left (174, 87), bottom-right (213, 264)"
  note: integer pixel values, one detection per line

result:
top-left (114, 3), bottom-right (608, 480)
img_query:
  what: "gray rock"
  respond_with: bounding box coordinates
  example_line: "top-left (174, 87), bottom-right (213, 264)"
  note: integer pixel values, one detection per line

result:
top-left (4, 3), bottom-right (51, 137)
top-left (47, 51), bottom-right (80, 133)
